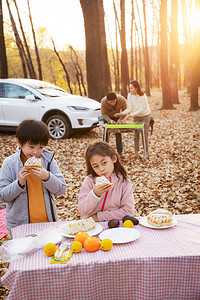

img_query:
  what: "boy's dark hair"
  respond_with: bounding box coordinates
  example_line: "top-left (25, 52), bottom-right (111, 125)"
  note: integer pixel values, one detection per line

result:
top-left (16, 119), bottom-right (49, 146)
top-left (85, 141), bottom-right (127, 180)
top-left (106, 92), bottom-right (117, 101)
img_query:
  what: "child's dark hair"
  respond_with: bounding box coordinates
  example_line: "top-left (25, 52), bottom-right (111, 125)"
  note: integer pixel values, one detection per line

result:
top-left (16, 119), bottom-right (49, 146)
top-left (86, 141), bottom-right (127, 180)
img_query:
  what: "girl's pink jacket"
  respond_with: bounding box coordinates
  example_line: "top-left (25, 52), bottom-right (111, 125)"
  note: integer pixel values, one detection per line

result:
top-left (78, 173), bottom-right (135, 221)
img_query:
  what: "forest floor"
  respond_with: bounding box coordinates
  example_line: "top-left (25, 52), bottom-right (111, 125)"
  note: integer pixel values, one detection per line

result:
top-left (0, 89), bottom-right (200, 299)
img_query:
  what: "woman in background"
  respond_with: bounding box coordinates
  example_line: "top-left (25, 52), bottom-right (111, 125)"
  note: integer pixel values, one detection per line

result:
top-left (115, 80), bottom-right (151, 157)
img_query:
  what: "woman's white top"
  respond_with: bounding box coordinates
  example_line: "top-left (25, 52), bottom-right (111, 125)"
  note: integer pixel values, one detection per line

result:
top-left (122, 93), bottom-right (151, 117)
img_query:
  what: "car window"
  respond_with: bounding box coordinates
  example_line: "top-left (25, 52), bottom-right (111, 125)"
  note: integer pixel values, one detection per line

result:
top-left (36, 87), bottom-right (69, 97)
top-left (3, 83), bottom-right (38, 99)
top-left (0, 83), bottom-right (3, 98)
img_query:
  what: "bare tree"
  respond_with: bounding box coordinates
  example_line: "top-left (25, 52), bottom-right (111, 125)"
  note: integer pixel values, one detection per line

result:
top-left (27, 0), bottom-right (42, 80)
top-left (120, 0), bottom-right (129, 97)
top-left (160, 0), bottom-right (175, 109)
top-left (170, 0), bottom-right (179, 104)
top-left (80, 0), bottom-right (111, 101)
top-left (130, 0), bottom-right (135, 81)
top-left (69, 45), bottom-right (87, 96)
top-left (0, 0), bottom-right (8, 78)
top-left (142, 0), bottom-right (151, 96)
top-left (6, 0), bottom-right (27, 78)
top-left (189, 0), bottom-right (200, 110)
top-left (13, 0), bottom-right (36, 79)
top-left (51, 38), bottom-right (73, 94)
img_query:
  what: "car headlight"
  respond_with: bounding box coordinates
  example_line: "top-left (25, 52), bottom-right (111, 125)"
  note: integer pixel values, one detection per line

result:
top-left (68, 106), bottom-right (91, 111)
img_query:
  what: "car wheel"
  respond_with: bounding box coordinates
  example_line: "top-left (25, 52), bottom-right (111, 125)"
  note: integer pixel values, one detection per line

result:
top-left (46, 115), bottom-right (71, 139)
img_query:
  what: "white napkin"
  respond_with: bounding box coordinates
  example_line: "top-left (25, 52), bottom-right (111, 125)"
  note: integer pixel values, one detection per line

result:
top-left (0, 227), bottom-right (63, 262)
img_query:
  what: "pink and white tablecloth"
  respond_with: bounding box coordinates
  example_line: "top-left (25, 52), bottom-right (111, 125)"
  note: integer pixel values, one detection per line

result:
top-left (1, 214), bottom-right (200, 300)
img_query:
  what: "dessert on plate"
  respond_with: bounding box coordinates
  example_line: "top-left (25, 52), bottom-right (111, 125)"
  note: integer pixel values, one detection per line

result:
top-left (95, 176), bottom-right (114, 187)
top-left (62, 217), bottom-right (96, 235)
top-left (147, 208), bottom-right (173, 227)
top-left (24, 156), bottom-right (42, 168)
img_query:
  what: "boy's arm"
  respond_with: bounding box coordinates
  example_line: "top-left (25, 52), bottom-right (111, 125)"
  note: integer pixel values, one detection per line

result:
top-left (0, 161), bottom-right (25, 203)
top-left (78, 177), bottom-right (102, 216)
top-left (42, 158), bottom-right (66, 196)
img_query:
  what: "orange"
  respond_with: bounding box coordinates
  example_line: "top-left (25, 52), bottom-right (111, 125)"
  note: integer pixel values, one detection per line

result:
top-left (44, 243), bottom-right (57, 256)
top-left (83, 236), bottom-right (101, 252)
top-left (123, 220), bottom-right (134, 228)
top-left (74, 232), bottom-right (89, 246)
top-left (71, 241), bottom-right (82, 253)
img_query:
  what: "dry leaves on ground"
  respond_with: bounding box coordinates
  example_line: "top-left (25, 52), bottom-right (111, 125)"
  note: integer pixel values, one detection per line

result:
top-left (0, 89), bottom-right (200, 298)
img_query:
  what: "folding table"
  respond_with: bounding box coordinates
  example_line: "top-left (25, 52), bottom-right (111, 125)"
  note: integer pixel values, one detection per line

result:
top-left (103, 123), bottom-right (147, 159)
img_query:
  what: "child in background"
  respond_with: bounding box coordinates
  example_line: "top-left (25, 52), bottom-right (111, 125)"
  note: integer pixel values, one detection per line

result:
top-left (0, 119), bottom-right (66, 237)
top-left (78, 141), bottom-right (134, 222)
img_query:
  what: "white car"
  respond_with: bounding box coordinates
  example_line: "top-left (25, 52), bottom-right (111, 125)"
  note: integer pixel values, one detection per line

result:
top-left (0, 79), bottom-right (101, 139)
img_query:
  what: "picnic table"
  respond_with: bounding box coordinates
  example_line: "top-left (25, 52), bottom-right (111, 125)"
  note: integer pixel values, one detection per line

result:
top-left (102, 123), bottom-right (147, 159)
top-left (1, 214), bottom-right (200, 300)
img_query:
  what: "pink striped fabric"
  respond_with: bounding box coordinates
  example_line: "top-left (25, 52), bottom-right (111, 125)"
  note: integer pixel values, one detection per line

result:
top-left (1, 214), bottom-right (200, 300)
top-left (0, 209), bottom-right (9, 239)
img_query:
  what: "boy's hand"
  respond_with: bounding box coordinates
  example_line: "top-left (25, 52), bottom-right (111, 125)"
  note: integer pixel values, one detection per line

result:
top-left (30, 166), bottom-right (50, 181)
top-left (93, 183), bottom-right (111, 197)
top-left (18, 167), bottom-right (30, 186)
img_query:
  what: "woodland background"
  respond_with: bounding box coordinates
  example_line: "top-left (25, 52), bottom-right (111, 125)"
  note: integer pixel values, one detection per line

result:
top-left (0, 0), bottom-right (200, 298)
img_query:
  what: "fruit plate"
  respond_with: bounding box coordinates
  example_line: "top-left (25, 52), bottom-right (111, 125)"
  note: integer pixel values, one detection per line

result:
top-left (139, 217), bottom-right (177, 229)
top-left (58, 223), bottom-right (103, 238)
top-left (99, 227), bottom-right (141, 244)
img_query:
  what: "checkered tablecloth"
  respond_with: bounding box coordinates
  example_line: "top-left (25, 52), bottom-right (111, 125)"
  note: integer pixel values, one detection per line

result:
top-left (1, 214), bottom-right (200, 300)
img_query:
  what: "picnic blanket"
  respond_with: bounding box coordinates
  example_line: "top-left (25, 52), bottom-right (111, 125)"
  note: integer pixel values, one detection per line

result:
top-left (0, 209), bottom-right (9, 239)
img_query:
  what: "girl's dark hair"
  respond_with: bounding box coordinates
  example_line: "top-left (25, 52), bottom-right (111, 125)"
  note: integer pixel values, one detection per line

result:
top-left (16, 119), bottom-right (49, 146)
top-left (85, 141), bottom-right (127, 180)
top-left (130, 80), bottom-right (144, 96)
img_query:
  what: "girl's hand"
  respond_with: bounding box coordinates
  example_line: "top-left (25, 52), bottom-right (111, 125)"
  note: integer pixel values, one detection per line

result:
top-left (30, 166), bottom-right (50, 181)
top-left (91, 214), bottom-right (98, 222)
top-left (93, 183), bottom-right (111, 197)
top-left (18, 167), bottom-right (30, 186)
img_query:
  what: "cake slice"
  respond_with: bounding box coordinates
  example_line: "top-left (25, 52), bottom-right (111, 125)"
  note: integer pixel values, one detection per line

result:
top-left (147, 209), bottom-right (173, 227)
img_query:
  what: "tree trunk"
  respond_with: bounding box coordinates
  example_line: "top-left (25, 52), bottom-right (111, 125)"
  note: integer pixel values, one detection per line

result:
top-left (181, 0), bottom-right (190, 89)
top-left (135, 29), bottom-right (138, 81)
top-left (52, 38), bottom-right (73, 94)
top-left (13, 0), bottom-right (36, 79)
top-left (120, 0), bottom-right (129, 98)
top-left (170, 0), bottom-right (179, 104)
top-left (113, 0), bottom-right (121, 92)
top-left (27, 0), bottom-right (42, 80)
top-left (80, 0), bottom-right (111, 101)
top-left (142, 0), bottom-right (151, 96)
top-left (6, 0), bottom-right (27, 78)
top-left (0, 0), bottom-right (8, 78)
top-left (160, 0), bottom-right (175, 109)
top-left (130, 0), bottom-right (135, 81)
top-left (189, 0), bottom-right (200, 110)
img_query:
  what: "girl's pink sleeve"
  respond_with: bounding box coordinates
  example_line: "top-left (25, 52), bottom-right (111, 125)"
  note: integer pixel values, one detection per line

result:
top-left (78, 176), bottom-right (101, 217)
top-left (97, 180), bottom-right (135, 221)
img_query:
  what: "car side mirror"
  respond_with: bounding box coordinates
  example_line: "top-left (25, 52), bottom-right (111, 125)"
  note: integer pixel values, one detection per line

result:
top-left (25, 95), bottom-right (36, 101)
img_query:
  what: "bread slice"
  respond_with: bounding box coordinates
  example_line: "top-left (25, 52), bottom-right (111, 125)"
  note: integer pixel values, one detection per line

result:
top-left (95, 176), bottom-right (114, 187)
top-left (24, 156), bottom-right (42, 168)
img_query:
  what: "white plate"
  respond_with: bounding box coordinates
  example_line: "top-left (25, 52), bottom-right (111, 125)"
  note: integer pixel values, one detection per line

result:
top-left (59, 223), bottom-right (103, 238)
top-left (139, 217), bottom-right (177, 229)
top-left (99, 227), bottom-right (141, 244)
